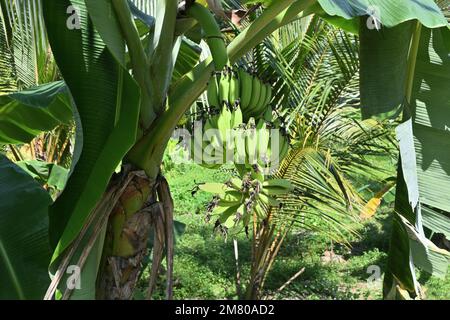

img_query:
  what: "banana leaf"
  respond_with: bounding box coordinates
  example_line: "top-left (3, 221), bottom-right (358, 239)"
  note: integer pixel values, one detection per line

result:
top-left (43, 0), bottom-right (140, 299)
top-left (317, 0), bottom-right (447, 28)
top-left (0, 154), bottom-right (52, 299)
top-left (16, 160), bottom-right (68, 191)
top-left (359, 21), bottom-right (414, 119)
top-left (0, 81), bottom-right (72, 145)
top-left (375, 26), bottom-right (450, 298)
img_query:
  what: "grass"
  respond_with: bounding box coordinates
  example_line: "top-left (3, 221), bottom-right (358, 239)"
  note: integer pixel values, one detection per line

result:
top-left (137, 161), bottom-right (450, 300)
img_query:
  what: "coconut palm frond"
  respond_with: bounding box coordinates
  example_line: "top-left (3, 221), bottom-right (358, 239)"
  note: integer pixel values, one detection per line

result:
top-left (0, 9), bottom-right (17, 94)
top-left (271, 144), bottom-right (363, 243)
top-left (248, 18), bottom-right (396, 241)
top-left (0, 0), bottom-right (56, 90)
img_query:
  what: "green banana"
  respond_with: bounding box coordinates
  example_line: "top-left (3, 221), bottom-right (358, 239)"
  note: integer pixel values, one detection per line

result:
top-left (217, 104), bottom-right (231, 136)
top-left (223, 203), bottom-right (245, 228)
top-left (263, 84), bottom-right (273, 110)
top-left (186, 3), bottom-right (228, 71)
top-left (238, 68), bottom-right (253, 112)
top-left (262, 179), bottom-right (293, 190)
top-left (228, 70), bottom-right (240, 107)
top-left (258, 192), bottom-right (281, 207)
top-left (227, 106), bottom-right (243, 162)
top-left (207, 74), bottom-right (220, 108)
top-left (205, 117), bottom-right (220, 146)
top-left (252, 82), bottom-right (267, 117)
top-left (209, 111), bottom-right (219, 129)
top-left (218, 190), bottom-right (244, 207)
top-left (234, 126), bottom-right (247, 165)
top-left (228, 177), bottom-right (243, 190)
top-left (253, 202), bottom-right (267, 220)
top-left (245, 118), bottom-right (258, 165)
top-left (204, 118), bottom-right (223, 164)
top-left (198, 182), bottom-right (235, 195)
top-left (250, 164), bottom-right (265, 183)
top-left (256, 119), bottom-right (270, 165)
top-left (235, 203), bottom-right (246, 225)
top-left (247, 75), bottom-right (261, 113)
top-left (263, 106), bottom-right (273, 122)
top-left (191, 134), bottom-right (221, 169)
top-left (218, 70), bottom-right (231, 104)
top-left (217, 105), bottom-right (232, 162)
top-left (211, 204), bottom-right (236, 216)
top-left (217, 205), bottom-right (240, 227)
top-left (230, 106), bottom-right (243, 129)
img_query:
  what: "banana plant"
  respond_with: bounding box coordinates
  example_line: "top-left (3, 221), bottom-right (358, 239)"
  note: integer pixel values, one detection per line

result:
top-left (0, 0), bottom-right (448, 301)
top-left (1, 0), bottom-right (318, 300)
top-left (355, 5), bottom-right (450, 299)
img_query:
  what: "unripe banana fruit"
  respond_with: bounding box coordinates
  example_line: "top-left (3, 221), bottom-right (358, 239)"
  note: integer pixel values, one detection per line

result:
top-left (238, 68), bottom-right (252, 111)
top-left (207, 74), bottom-right (220, 108)
top-left (198, 175), bottom-right (293, 233)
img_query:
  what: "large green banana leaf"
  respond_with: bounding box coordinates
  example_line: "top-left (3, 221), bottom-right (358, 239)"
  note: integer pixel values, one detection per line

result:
top-left (391, 27), bottom-right (450, 293)
top-left (361, 24), bottom-right (450, 298)
top-left (0, 154), bottom-right (52, 299)
top-left (359, 21), bottom-right (415, 119)
top-left (0, 81), bottom-right (72, 145)
top-left (317, 0), bottom-right (447, 28)
top-left (43, 0), bottom-right (140, 298)
top-left (325, 1), bottom-right (447, 119)
top-left (413, 27), bottom-right (450, 212)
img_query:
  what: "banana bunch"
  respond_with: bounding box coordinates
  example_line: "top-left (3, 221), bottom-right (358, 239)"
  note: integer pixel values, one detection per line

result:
top-left (207, 67), bottom-right (273, 121)
top-left (238, 68), bottom-right (273, 121)
top-left (190, 103), bottom-right (243, 168)
top-left (197, 174), bottom-right (294, 233)
top-left (207, 68), bottom-right (240, 109)
top-left (233, 117), bottom-right (290, 170)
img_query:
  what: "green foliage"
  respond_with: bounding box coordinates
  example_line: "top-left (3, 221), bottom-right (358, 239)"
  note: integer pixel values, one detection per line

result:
top-left (16, 160), bottom-right (68, 193)
top-left (166, 163), bottom-right (232, 215)
top-left (361, 25), bottom-right (450, 298)
top-left (0, 0), bottom-right (58, 88)
top-left (44, 0), bottom-right (140, 255)
top-left (0, 154), bottom-right (52, 299)
top-left (360, 21), bottom-right (414, 119)
top-left (0, 81), bottom-right (72, 145)
top-left (42, 0), bottom-right (141, 300)
top-left (317, 0), bottom-right (447, 28)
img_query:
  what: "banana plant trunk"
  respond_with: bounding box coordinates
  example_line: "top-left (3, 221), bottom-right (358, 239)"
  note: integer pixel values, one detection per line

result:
top-left (96, 162), bottom-right (174, 300)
